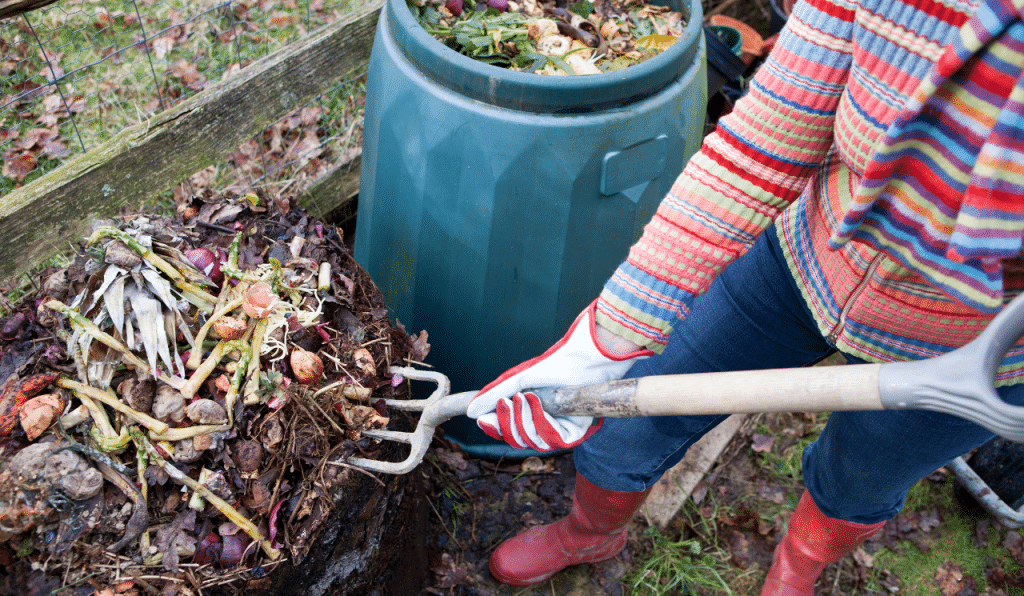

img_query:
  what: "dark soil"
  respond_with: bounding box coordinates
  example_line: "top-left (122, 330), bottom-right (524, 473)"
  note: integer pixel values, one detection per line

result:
top-left (415, 417), bottom-right (781, 596)
top-left (417, 412), bottom-right (1024, 596)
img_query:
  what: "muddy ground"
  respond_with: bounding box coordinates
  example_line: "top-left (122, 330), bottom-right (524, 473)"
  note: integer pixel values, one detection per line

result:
top-left (415, 411), bottom-right (1024, 596)
top-left (415, 415), bottom-right (794, 596)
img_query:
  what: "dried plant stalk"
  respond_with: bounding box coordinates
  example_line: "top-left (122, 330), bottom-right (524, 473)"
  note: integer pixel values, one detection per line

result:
top-left (133, 429), bottom-right (281, 560)
top-left (57, 378), bottom-right (169, 435)
top-left (225, 348), bottom-right (251, 426)
top-left (242, 320), bottom-right (267, 405)
top-left (187, 295), bottom-right (245, 370)
top-left (148, 424), bottom-right (231, 442)
top-left (44, 300), bottom-right (186, 390)
top-left (69, 391), bottom-right (117, 438)
top-left (86, 227), bottom-right (218, 307)
top-left (180, 341), bottom-right (228, 398)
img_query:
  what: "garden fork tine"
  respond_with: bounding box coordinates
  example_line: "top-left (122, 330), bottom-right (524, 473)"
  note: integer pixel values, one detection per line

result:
top-left (349, 292), bottom-right (1024, 475)
top-left (347, 366), bottom-right (475, 475)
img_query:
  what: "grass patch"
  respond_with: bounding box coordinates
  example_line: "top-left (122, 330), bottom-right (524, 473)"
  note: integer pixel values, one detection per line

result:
top-left (752, 411), bottom-right (828, 516)
top-left (629, 525), bottom-right (737, 596)
top-left (864, 474), bottom-right (1024, 596)
top-left (2, 0), bottom-right (366, 189)
top-left (0, 252), bottom-right (71, 315)
top-left (631, 488), bottom-right (762, 595)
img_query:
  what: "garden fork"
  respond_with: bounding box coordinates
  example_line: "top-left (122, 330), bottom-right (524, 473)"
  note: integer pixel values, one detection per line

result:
top-left (348, 291), bottom-right (1024, 475)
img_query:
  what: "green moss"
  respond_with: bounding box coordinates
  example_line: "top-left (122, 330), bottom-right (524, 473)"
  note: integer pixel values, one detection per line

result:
top-left (865, 475), bottom-right (1024, 595)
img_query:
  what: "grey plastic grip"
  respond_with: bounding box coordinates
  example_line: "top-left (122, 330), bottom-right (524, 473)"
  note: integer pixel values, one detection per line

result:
top-left (878, 291), bottom-right (1024, 442)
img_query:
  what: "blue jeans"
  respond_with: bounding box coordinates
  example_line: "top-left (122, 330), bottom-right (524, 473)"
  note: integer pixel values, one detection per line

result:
top-left (575, 225), bottom-right (1024, 524)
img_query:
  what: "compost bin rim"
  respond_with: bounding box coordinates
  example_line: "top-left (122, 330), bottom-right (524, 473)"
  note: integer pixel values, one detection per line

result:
top-left (385, 0), bottom-right (704, 112)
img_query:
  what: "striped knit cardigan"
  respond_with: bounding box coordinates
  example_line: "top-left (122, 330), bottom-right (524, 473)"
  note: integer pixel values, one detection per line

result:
top-left (595, 0), bottom-right (1024, 382)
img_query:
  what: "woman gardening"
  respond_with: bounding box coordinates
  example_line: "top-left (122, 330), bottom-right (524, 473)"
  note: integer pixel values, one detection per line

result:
top-left (466, 0), bottom-right (1024, 592)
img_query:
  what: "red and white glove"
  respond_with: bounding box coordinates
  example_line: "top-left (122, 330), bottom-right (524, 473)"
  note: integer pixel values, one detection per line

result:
top-left (466, 301), bottom-right (653, 451)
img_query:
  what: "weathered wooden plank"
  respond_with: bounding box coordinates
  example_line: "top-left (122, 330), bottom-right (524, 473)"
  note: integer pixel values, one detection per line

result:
top-left (0, 0), bottom-right (58, 21)
top-left (642, 414), bottom-right (746, 528)
top-left (0, 0), bottom-right (383, 285)
top-left (295, 150), bottom-right (362, 219)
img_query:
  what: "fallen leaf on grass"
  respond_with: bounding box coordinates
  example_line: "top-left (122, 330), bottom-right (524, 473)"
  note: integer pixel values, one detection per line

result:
top-left (935, 558), bottom-right (965, 596)
top-left (168, 60), bottom-right (207, 91)
top-left (885, 509), bottom-right (938, 553)
top-left (918, 507), bottom-right (941, 532)
top-left (975, 517), bottom-right (993, 548)
top-left (751, 433), bottom-right (774, 453)
top-left (691, 480), bottom-right (708, 504)
top-left (152, 36), bottom-right (175, 60)
top-left (852, 546), bottom-right (873, 568)
top-left (435, 447), bottom-right (468, 471)
top-left (984, 564), bottom-right (1024, 594)
top-left (269, 11), bottom-right (297, 26)
top-left (756, 479), bottom-right (786, 505)
top-left (431, 553), bottom-right (474, 589)
top-left (3, 152), bottom-right (36, 181)
top-left (1004, 531), bottom-right (1024, 564)
top-left (728, 529), bottom-right (753, 569)
top-left (282, 105), bottom-right (322, 129)
top-left (39, 135), bottom-right (69, 158)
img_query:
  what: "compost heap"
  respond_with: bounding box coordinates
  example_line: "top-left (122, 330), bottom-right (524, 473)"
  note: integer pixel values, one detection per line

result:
top-left (0, 198), bottom-right (430, 595)
top-left (409, 0), bottom-right (688, 74)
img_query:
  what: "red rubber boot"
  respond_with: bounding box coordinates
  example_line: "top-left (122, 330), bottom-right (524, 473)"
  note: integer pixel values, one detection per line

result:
top-left (488, 473), bottom-right (652, 586)
top-left (762, 491), bottom-right (886, 596)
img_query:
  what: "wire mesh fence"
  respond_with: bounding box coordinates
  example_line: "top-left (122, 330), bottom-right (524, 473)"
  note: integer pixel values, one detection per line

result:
top-left (1, 0), bottom-right (368, 201)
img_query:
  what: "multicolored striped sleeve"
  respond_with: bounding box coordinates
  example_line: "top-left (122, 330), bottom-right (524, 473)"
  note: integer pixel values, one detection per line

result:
top-left (596, 0), bottom-right (858, 351)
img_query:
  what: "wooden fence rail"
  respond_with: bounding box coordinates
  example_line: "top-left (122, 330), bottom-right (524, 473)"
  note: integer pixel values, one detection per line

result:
top-left (0, 0), bottom-right (383, 285)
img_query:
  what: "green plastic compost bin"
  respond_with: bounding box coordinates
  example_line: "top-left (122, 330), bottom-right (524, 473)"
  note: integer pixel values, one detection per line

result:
top-left (354, 0), bottom-right (708, 458)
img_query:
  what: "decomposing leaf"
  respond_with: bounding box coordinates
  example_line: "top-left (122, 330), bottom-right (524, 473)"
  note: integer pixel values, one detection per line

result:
top-left (431, 552), bottom-right (473, 589)
top-left (233, 439), bottom-right (262, 473)
top-left (3, 152), bottom-right (36, 181)
top-left (1004, 531), bottom-right (1024, 563)
top-left (155, 509), bottom-right (197, 572)
top-left (104, 241), bottom-right (143, 269)
top-left (436, 448), bottom-right (469, 471)
top-left (260, 413), bottom-right (284, 448)
top-left (751, 433), bottom-right (774, 453)
top-left (410, 329), bottom-right (431, 361)
top-left (935, 558), bottom-right (965, 596)
top-left (352, 347), bottom-right (375, 376)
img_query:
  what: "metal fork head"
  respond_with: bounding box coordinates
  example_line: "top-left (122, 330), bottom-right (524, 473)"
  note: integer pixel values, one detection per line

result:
top-left (878, 291), bottom-right (1024, 442)
top-left (345, 366), bottom-right (469, 475)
